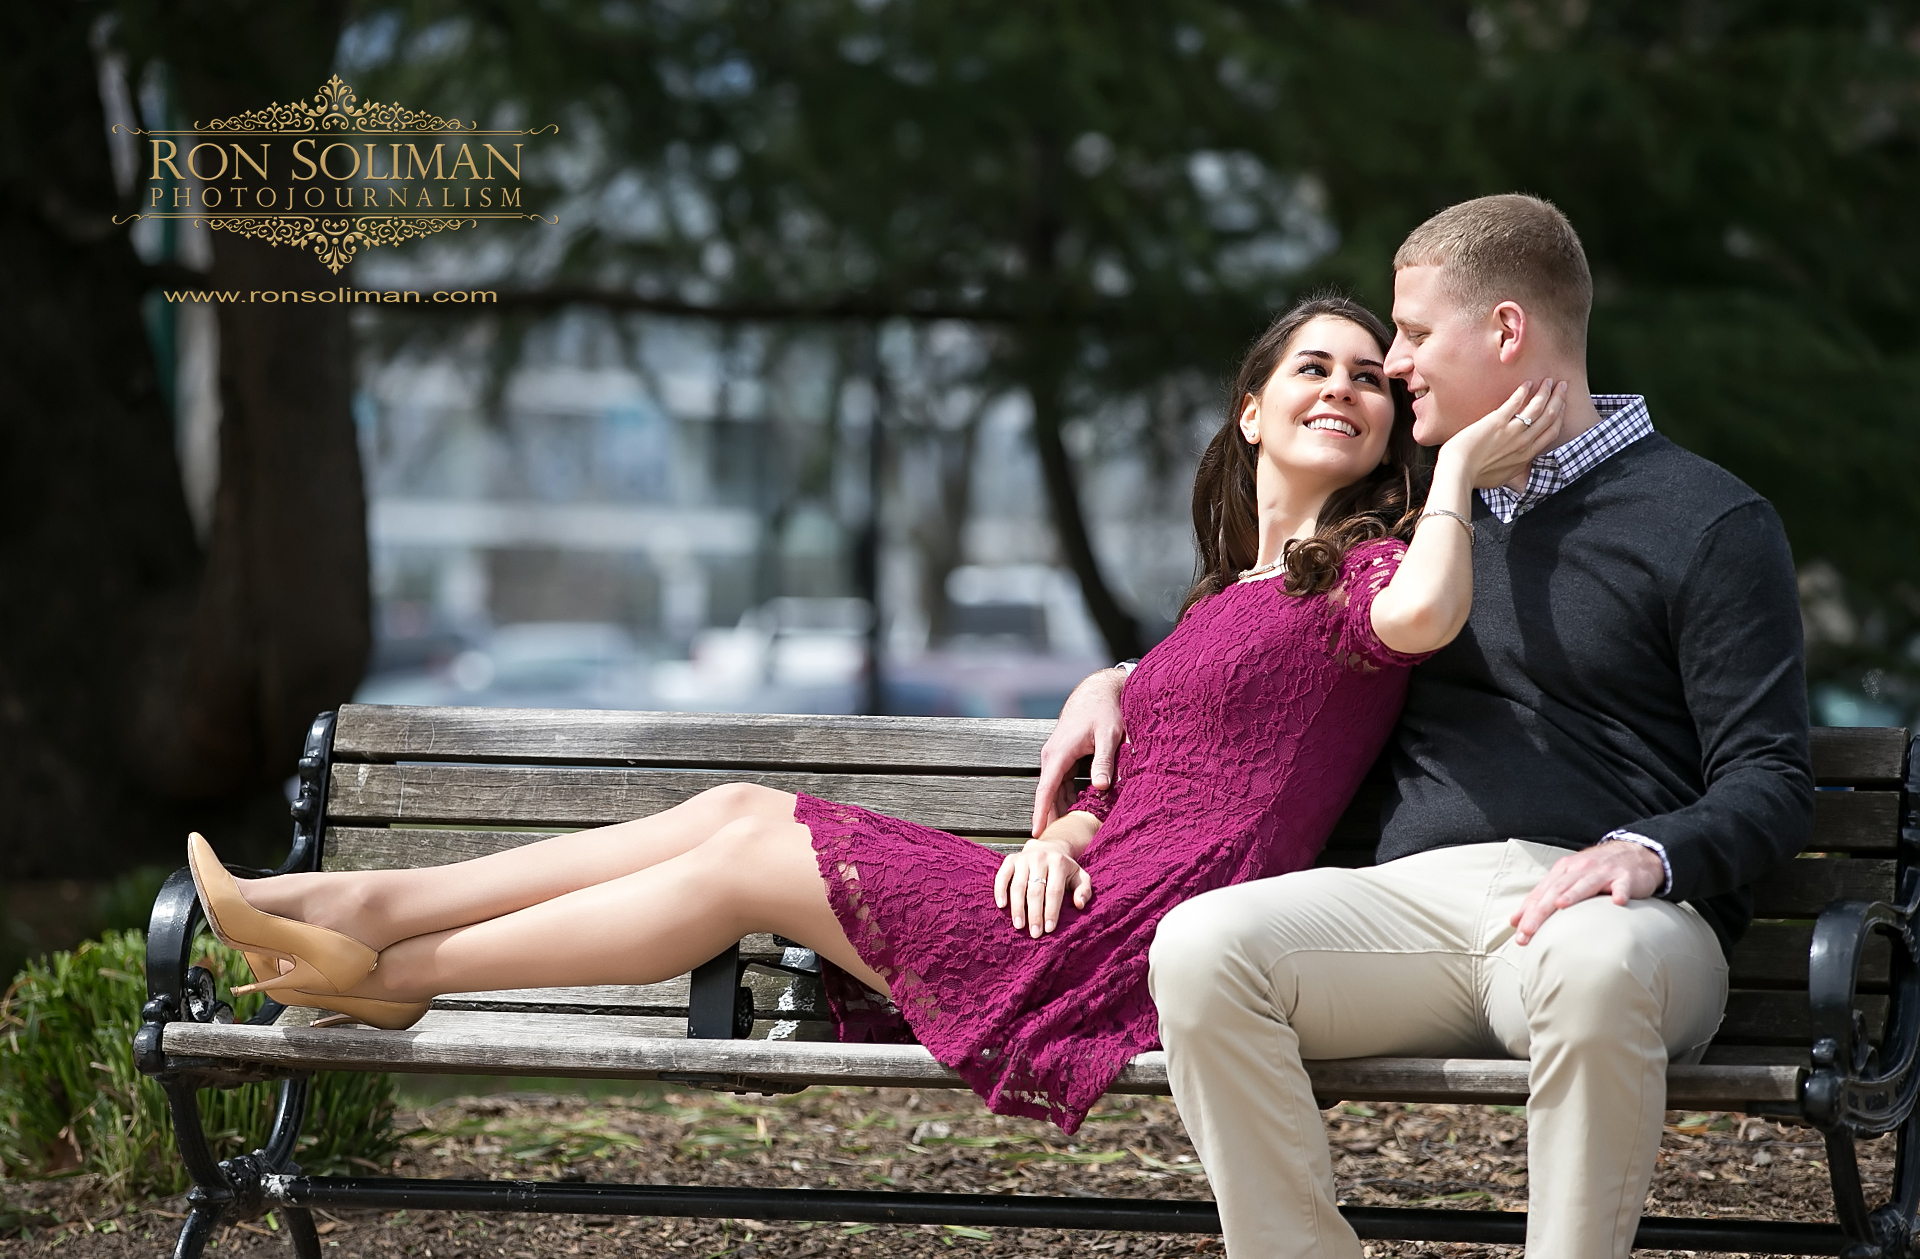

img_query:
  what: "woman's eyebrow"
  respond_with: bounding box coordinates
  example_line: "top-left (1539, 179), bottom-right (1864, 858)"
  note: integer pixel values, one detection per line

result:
top-left (1293, 348), bottom-right (1383, 369)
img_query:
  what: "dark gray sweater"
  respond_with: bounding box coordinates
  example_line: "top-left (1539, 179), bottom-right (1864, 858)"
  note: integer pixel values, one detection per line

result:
top-left (1379, 433), bottom-right (1815, 955)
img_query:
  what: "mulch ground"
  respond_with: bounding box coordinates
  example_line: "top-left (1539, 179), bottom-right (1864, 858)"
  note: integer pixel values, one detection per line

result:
top-left (1, 1086), bottom-right (1890, 1258)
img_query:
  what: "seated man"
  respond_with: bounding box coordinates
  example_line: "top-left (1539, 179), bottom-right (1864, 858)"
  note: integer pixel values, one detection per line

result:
top-left (1034, 194), bottom-right (1814, 1259)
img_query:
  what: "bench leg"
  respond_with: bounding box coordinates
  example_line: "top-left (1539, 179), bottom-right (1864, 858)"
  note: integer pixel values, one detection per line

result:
top-left (1822, 1126), bottom-right (1878, 1255)
top-left (1868, 1099), bottom-right (1920, 1258)
top-left (171, 1202), bottom-right (221, 1259)
top-left (155, 1076), bottom-right (319, 1256)
top-left (1821, 1100), bottom-right (1920, 1259)
top-left (687, 944), bottom-right (753, 1039)
top-left (144, 710), bottom-right (339, 1259)
top-left (1806, 872), bottom-right (1920, 1258)
top-left (282, 1207), bottom-right (323, 1259)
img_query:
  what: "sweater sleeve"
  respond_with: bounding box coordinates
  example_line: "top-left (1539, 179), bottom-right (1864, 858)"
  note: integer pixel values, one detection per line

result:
top-left (1619, 500), bottom-right (1815, 903)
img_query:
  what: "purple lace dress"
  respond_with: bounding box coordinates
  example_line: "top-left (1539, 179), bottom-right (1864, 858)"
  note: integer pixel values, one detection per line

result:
top-left (797, 538), bottom-right (1427, 1133)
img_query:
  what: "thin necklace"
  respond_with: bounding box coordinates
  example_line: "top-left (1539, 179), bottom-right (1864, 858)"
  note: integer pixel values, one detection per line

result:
top-left (1237, 557), bottom-right (1284, 583)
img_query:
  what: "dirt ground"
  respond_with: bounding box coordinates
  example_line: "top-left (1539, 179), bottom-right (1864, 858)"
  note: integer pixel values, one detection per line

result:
top-left (1, 1086), bottom-right (1890, 1258)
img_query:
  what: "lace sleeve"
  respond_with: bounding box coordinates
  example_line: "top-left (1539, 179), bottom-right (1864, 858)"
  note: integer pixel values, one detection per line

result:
top-left (1066, 783), bottom-right (1116, 822)
top-left (1330, 537), bottom-right (1436, 671)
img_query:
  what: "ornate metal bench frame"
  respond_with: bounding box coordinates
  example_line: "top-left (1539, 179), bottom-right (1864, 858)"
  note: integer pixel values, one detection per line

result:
top-left (137, 711), bottom-right (1920, 1259)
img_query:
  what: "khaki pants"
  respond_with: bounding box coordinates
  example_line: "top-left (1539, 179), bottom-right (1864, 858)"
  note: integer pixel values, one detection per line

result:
top-left (1148, 840), bottom-right (1728, 1259)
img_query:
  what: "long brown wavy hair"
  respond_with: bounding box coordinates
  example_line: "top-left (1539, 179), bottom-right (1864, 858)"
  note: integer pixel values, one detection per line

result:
top-left (1181, 294), bottom-right (1422, 617)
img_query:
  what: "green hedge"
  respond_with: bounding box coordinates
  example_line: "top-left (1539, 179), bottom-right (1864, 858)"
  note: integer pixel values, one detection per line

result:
top-left (0, 929), bottom-right (398, 1200)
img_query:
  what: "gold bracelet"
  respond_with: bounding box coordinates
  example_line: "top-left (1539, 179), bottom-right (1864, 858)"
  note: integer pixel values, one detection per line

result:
top-left (1418, 508), bottom-right (1475, 542)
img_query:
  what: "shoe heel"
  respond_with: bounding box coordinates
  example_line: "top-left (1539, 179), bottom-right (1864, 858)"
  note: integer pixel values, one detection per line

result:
top-left (232, 951), bottom-right (370, 998)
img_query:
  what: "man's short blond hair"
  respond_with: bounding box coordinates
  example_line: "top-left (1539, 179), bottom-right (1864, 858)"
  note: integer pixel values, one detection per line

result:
top-left (1393, 194), bottom-right (1592, 349)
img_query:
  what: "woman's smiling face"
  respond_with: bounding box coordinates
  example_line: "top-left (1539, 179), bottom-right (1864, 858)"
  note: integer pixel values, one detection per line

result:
top-left (1239, 315), bottom-right (1396, 490)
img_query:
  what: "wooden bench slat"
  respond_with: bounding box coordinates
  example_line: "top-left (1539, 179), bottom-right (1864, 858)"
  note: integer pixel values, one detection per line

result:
top-left (160, 1016), bottom-right (1803, 1109)
top-left (1810, 727), bottom-right (1910, 785)
top-left (1729, 922), bottom-right (1889, 990)
top-left (411, 984), bottom-right (1874, 1043)
top-left (1750, 858), bottom-right (1896, 919)
top-left (1717, 991), bottom-right (1885, 1045)
top-left (316, 940), bottom-right (1880, 1038)
top-left (333, 708), bottom-right (1905, 784)
top-left (333, 945), bottom-right (1880, 1028)
top-left (324, 829), bottom-right (1897, 930)
top-left (333, 705), bottom-right (1052, 772)
top-left (328, 764), bottom-right (1038, 834)
top-left (1699, 1044), bottom-right (1814, 1067)
top-left (1806, 791), bottom-right (1906, 853)
top-left (432, 973), bottom-right (831, 1021)
top-left (1325, 789), bottom-right (1902, 856)
top-left (324, 827), bottom-right (565, 871)
top-left (1249, 851), bottom-right (1895, 919)
top-left (432, 982), bottom-right (690, 1015)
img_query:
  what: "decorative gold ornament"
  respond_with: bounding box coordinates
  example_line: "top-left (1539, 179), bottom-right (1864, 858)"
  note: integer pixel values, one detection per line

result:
top-left (194, 75), bottom-right (478, 136)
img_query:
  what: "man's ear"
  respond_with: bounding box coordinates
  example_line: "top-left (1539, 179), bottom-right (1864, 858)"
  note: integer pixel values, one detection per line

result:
top-left (1238, 393), bottom-right (1261, 445)
top-left (1491, 300), bottom-right (1527, 366)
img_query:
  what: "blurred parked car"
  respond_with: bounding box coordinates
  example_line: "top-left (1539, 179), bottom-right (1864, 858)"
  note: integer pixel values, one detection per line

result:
top-left (356, 622), bottom-right (649, 710)
top-left (650, 597), bottom-right (870, 714)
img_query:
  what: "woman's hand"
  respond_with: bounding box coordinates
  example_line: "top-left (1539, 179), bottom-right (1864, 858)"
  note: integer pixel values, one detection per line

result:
top-left (1369, 380), bottom-right (1566, 658)
top-left (995, 814), bottom-right (1098, 937)
top-left (1439, 378), bottom-right (1568, 488)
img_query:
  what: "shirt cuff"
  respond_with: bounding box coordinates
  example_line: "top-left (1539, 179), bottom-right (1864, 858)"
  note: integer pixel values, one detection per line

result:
top-left (1602, 830), bottom-right (1673, 896)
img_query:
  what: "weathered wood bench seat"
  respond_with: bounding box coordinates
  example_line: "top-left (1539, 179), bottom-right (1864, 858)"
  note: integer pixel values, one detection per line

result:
top-left (140, 706), bottom-right (1920, 1258)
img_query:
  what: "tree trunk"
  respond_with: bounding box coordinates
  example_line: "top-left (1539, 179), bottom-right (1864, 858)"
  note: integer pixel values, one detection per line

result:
top-left (1024, 346), bottom-right (1144, 662)
top-left (1012, 129), bottom-right (1143, 664)
top-left (0, 2), bottom-right (366, 878)
top-left (911, 409), bottom-right (985, 646)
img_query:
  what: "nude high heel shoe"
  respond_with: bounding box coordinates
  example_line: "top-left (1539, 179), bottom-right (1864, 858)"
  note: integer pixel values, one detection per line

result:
top-left (278, 991), bottom-right (432, 1031)
top-left (186, 833), bottom-right (378, 998)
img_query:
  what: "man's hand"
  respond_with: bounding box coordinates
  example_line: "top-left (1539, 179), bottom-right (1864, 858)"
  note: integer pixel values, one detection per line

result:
top-left (1032, 667), bottom-right (1128, 836)
top-left (1510, 840), bottom-right (1666, 945)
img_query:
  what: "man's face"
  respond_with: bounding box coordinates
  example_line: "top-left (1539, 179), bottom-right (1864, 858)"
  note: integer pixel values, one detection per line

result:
top-left (1385, 265), bottom-right (1521, 446)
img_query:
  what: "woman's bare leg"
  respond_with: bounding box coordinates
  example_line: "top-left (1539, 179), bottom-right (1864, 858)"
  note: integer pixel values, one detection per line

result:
top-left (236, 783), bottom-right (798, 951)
top-left (353, 813), bottom-right (888, 999)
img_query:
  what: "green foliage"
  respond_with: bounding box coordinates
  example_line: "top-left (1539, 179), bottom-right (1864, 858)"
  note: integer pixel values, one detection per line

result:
top-left (343, 0), bottom-right (1920, 679)
top-left (0, 929), bottom-right (399, 1201)
top-left (96, 866), bottom-right (173, 935)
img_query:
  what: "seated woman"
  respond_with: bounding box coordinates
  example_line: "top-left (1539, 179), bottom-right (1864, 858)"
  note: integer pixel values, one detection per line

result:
top-left (188, 294), bottom-right (1564, 1134)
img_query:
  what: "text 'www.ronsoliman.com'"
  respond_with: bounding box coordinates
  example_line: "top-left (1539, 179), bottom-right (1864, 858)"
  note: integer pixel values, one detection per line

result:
top-left (159, 289), bottom-right (498, 304)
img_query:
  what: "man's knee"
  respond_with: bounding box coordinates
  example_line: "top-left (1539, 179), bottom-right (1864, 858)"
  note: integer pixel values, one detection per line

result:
top-left (1525, 898), bottom-right (1728, 1053)
top-left (1521, 900), bottom-right (1695, 1034)
top-left (1151, 885), bottom-right (1294, 1036)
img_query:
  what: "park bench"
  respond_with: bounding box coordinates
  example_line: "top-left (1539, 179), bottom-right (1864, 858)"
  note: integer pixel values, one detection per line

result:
top-left (139, 704), bottom-right (1919, 1258)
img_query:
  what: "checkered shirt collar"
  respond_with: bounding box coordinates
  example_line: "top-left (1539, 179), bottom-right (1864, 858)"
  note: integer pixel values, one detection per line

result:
top-left (1478, 394), bottom-right (1654, 523)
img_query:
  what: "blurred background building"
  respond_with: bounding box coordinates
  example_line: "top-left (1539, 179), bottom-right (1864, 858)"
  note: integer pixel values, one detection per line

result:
top-left (345, 311), bottom-right (1190, 718)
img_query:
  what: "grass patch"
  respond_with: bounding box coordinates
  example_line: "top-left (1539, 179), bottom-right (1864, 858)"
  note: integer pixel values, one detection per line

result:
top-left (0, 928), bottom-right (399, 1201)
